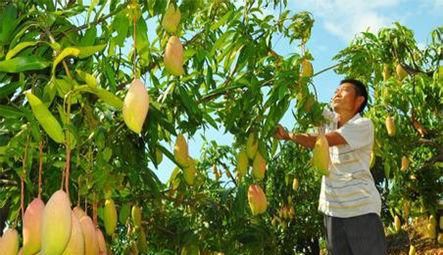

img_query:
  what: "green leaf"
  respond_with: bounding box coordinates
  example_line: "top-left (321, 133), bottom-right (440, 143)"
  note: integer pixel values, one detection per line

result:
top-left (0, 81), bottom-right (21, 98)
top-left (25, 91), bottom-right (65, 143)
top-left (76, 69), bottom-right (97, 88)
top-left (210, 10), bottom-right (233, 31)
top-left (0, 5), bottom-right (18, 45)
top-left (0, 56), bottom-right (50, 73)
top-left (112, 12), bottom-right (129, 46)
top-left (77, 44), bottom-right (106, 59)
top-left (6, 41), bottom-right (38, 60)
top-left (0, 105), bottom-right (24, 118)
top-left (52, 47), bottom-right (80, 73)
top-left (91, 87), bottom-right (123, 109)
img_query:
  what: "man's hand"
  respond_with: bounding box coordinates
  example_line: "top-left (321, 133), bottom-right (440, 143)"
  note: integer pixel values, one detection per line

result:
top-left (274, 124), bottom-right (289, 140)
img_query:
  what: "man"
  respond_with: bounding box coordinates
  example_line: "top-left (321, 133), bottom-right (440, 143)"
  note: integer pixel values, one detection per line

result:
top-left (275, 79), bottom-right (386, 255)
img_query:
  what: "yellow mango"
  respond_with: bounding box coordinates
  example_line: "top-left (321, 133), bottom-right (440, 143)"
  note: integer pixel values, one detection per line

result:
top-left (396, 64), bottom-right (408, 80)
top-left (252, 151), bottom-right (266, 181)
top-left (0, 228), bottom-right (19, 255)
top-left (181, 245), bottom-right (200, 255)
top-left (394, 215), bottom-right (401, 232)
top-left (41, 190), bottom-right (72, 255)
top-left (292, 178), bottom-right (299, 191)
top-left (164, 36), bottom-right (184, 76)
top-left (312, 134), bottom-right (330, 175)
top-left (73, 206), bottom-right (86, 219)
top-left (236, 149), bottom-right (248, 178)
top-left (174, 134), bottom-right (189, 167)
top-left (103, 199), bottom-right (117, 236)
top-left (62, 211), bottom-right (85, 255)
top-left (132, 205), bottom-right (142, 229)
top-left (247, 184), bottom-right (267, 215)
top-left (401, 156), bottom-right (409, 172)
top-left (408, 245), bottom-right (415, 255)
top-left (23, 198), bottom-right (45, 255)
top-left (246, 133), bottom-right (258, 159)
top-left (161, 4), bottom-right (181, 34)
top-left (382, 64), bottom-right (391, 81)
top-left (385, 116), bottom-right (396, 137)
top-left (301, 59), bottom-right (314, 78)
top-left (122, 79), bottom-right (150, 134)
top-left (183, 157), bottom-right (197, 186)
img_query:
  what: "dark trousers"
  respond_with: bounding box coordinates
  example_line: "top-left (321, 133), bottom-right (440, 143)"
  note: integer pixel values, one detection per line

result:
top-left (324, 213), bottom-right (386, 255)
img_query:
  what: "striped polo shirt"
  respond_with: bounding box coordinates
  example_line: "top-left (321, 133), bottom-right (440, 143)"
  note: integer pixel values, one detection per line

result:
top-left (318, 112), bottom-right (382, 218)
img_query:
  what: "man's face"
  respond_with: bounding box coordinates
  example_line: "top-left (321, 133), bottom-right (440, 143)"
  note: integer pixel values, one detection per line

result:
top-left (331, 83), bottom-right (363, 114)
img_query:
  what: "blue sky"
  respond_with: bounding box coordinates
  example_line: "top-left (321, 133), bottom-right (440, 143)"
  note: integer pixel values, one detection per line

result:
top-left (151, 0), bottom-right (442, 183)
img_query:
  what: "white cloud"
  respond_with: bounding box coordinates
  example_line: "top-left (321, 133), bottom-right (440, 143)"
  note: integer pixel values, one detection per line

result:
top-left (290, 0), bottom-right (403, 42)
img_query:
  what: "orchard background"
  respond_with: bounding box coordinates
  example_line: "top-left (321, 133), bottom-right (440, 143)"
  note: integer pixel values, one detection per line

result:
top-left (0, 0), bottom-right (442, 254)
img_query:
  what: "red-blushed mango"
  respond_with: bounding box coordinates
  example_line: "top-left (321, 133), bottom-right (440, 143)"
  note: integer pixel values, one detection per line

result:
top-left (62, 211), bottom-right (85, 255)
top-left (0, 228), bottom-right (19, 255)
top-left (162, 4), bottom-right (181, 34)
top-left (312, 134), bottom-right (330, 175)
top-left (41, 190), bottom-right (72, 255)
top-left (122, 79), bottom-right (149, 134)
top-left (246, 133), bottom-right (258, 159)
top-left (301, 59), bottom-right (313, 78)
top-left (103, 199), bottom-right (117, 236)
top-left (73, 206), bottom-right (86, 219)
top-left (164, 36), bottom-right (184, 76)
top-left (252, 151), bottom-right (266, 181)
top-left (79, 215), bottom-right (99, 255)
top-left (247, 184), bottom-right (267, 215)
top-left (23, 197), bottom-right (45, 255)
top-left (385, 116), bottom-right (396, 137)
top-left (174, 134), bottom-right (189, 167)
top-left (96, 228), bottom-right (107, 255)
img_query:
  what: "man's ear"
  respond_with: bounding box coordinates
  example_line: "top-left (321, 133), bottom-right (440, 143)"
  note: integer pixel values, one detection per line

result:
top-left (355, 96), bottom-right (365, 111)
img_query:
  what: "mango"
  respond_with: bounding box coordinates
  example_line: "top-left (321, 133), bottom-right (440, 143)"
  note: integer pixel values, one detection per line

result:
top-left (385, 115), bottom-right (395, 137)
top-left (119, 203), bottom-right (130, 224)
top-left (301, 59), bottom-right (313, 78)
top-left (122, 79), bottom-right (150, 134)
top-left (23, 197), bottom-right (45, 255)
top-left (252, 151), bottom-right (266, 181)
top-left (41, 190), bottom-right (72, 255)
top-left (408, 245), bottom-right (415, 255)
top-left (155, 148), bottom-right (163, 165)
top-left (246, 133), bottom-right (258, 159)
top-left (396, 64), bottom-right (408, 80)
top-left (0, 228), bottom-right (19, 255)
top-left (137, 227), bottom-right (148, 252)
top-left (236, 149), bottom-right (248, 178)
top-left (394, 215), bottom-right (401, 232)
top-left (382, 64), bottom-right (391, 81)
top-left (401, 156), bottom-right (409, 172)
top-left (247, 184), bottom-right (267, 215)
top-left (183, 157), bottom-right (197, 185)
top-left (103, 199), bottom-right (117, 236)
top-left (96, 228), bottom-right (107, 255)
top-left (161, 4), bottom-right (181, 34)
top-left (312, 134), bottom-right (330, 175)
top-left (174, 134), bottom-right (189, 167)
top-left (62, 211), bottom-right (85, 255)
top-left (132, 205), bottom-right (142, 229)
top-left (164, 36), bottom-right (184, 76)
top-left (292, 178), bottom-right (299, 191)
top-left (79, 215), bottom-right (99, 255)
top-left (73, 206), bottom-right (86, 219)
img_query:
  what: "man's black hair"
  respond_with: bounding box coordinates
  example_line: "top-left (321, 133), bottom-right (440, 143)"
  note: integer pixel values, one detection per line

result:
top-left (340, 79), bottom-right (368, 114)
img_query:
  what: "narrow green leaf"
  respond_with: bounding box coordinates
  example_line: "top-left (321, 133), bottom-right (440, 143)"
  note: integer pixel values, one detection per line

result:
top-left (76, 70), bottom-right (97, 88)
top-left (25, 91), bottom-right (65, 143)
top-left (210, 10), bottom-right (233, 30)
top-left (52, 47), bottom-right (80, 73)
top-left (0, 56), bottom-right (50, 73)
top-left (6, 41), bottom-right (38, 60)
top-left (77, 44), bottom-right (106, 59)
top-left (0, 105), bottom-right (24, 118)
top-left (0, 81), bottom-right (21, 98)
top-left (92, 87), bottom-right (123, 109)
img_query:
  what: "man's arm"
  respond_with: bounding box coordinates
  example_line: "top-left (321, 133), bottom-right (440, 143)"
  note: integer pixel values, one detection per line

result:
top-left (275, 125), bottom-right (347, 149)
